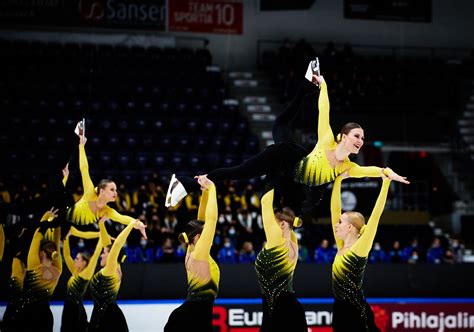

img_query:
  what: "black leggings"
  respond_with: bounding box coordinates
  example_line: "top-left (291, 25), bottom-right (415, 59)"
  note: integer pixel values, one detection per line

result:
top-left (165, 300), bottom-right (213, 332)
top-left (332, 298), bottom-right (381, 332)
top-left (260, 292), bottom-right (307, 332)
top-left (178, 79), bottom-right (321, 218)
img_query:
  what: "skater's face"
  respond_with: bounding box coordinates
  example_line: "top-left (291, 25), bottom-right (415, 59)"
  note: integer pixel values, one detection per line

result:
top-left (342, 128), bottom-right (364, 154)
top-left (100, 247), bottom-right (110, 267)
top-left (99, 182), bottom-right (118, 203)
top-left (334, 213), bottom-right (352, 239)
top-left (74, 253), bottom-right (88, 271)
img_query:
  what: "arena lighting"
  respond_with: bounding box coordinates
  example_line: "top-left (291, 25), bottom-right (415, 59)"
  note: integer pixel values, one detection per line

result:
top-left (373, 140), bottom-right (383, 147)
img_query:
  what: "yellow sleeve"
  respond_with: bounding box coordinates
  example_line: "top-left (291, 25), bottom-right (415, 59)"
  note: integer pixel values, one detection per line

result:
top-left (79, 145), bottom-right (96, 199)
top-left (197, 191), bottom-right (209, 221)
top-left (193, 186), bottom-right (217, 261)
top-left (317, 81), bottom-right (335, 148)
top-left (11, 257), bottom-right (25, 279)
top-left (79, 238), bottom-right (103, 280)
top-left (330, 176), bottom-right (345, 250)
top-left (352, 179), bottom-right (391, 257)
top-left (261, 189), bottom-right (283, 249)
top-left (98, 221), bottom-right (112, 247)
top-left (63, 235), bottom-right (76, 274)
top-left (70, 227), bottom-right (100, 239)
top-left (52, 227), bottom-right (62, 272)
top-left (27, 229), bottom-right (43, 269)
top-left (62, 175), bottom-right (69, 187)
top-left (348, 162), bottom-right (383, 178)
top-left (105, 206), bottom-right (136, 226)
top-left (0, 224), bottom-right (4, 262)
top-left (103, 221), bottom-right (136, 276)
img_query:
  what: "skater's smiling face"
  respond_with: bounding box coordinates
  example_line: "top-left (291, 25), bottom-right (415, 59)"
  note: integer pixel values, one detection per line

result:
top-left (341, 128), bottom-right (364, 154)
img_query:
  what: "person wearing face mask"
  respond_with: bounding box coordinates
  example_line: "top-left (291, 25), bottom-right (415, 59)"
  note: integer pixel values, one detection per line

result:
top-left (164, 175), bottom-right (219, 332)
top-left (165, 62), bottom-right (409, 223)
top-left (330, 171), bottom-right (391, 331)
top-left (255, 182), bottom-right (307, 332)
top-left (89, 216), bottom-right (146, 332)
top-left (218, 237), bottom-right (237, 264)
top-left (66, 134), bottom-right (147, 245)
top-left (61, 222), bottom-right (104, 332)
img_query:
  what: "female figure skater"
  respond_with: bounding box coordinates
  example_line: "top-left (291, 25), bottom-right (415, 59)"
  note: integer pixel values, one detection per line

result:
top-left (67, 134), bottom-right (146, 242)
top-left (166, 63), bottom-right (408, 220)
top-left (15, 208), bottom-right (62, 332)
top-left (255, 183), bottom-right (307, 332)
top-left (1, 255), bottom-right (26, 331)
top-left (164, 175), bottom-right (219, 332)
top-left (89, 216), bottom-right (146, 332)
top-left (61, 223), bottom-right (104, 332)
top-left (330, 171), bottom-right (391, 331)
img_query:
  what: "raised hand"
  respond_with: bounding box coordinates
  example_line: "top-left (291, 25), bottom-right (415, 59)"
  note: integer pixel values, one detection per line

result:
top-left (196, 175), bottom-right (215, 191)
top-left (44, 207), bottom-right (59, 221)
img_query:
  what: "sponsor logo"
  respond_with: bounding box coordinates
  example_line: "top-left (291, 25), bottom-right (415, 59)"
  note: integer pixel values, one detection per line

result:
top-left (79, 0), bottom-right (165, 25)
top-left (392, 311), bottom-right (474, 331)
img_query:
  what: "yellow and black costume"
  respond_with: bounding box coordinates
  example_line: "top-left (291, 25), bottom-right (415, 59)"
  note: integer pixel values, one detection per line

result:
top-left (1, 257), bottom-right (26, 331)
top-left (14, 221), bottom-right (62, 331)
top-left (60, 228), bottom-right (103, 332)
top-left (67, 145), bottom-right (136, 232)
top-left (330, 176), bottom-right (391, 331)
top-left (255, 188), bottom-right (307, 332)
top-left (175, 79), bottom-right (385, 221)
top-left (89, 221), bottom-right (136, 332)
top-left (165, 186), bottom-right (220, 332)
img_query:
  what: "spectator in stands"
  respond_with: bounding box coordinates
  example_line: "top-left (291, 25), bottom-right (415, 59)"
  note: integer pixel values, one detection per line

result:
top-left (218, 237), bottom-right (237, 264)
top-left (369, 242), bottom-right (387, 263)
top-left (298, 243), bottom-right (310, 263)
top-left (156, 238), bottom-right (176, 263)
top-left (407, 250), bottom-right (420, 264)
top-left (138, 236), bottom-right (154, 263)
top-left (442, 249), bottom-right (456, 264)
top-left (314, 239), bottom-right (334, 263)
top-left (403, 238), bottom-right (422, 262)
top-left (133, 184), bottom-right (152, 213)
top-left (162, 211), bottom-right (178, 235)
top-left (449, 238), bottom-right (464, 262)
top-left (237, 208), bottom-right (255, 243)
top-left (427, 238), bottom-right (444, 264)
top-left (175, 242), bottom-right (187, 262)
top-left (114, 183), bottom-right (132, 212)
top-left (241, 183), bottom-right (260, 214)
top-left (239, 241), bottom-right (256, 263)
top-left (388, 240), bottom-right (404, 263)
